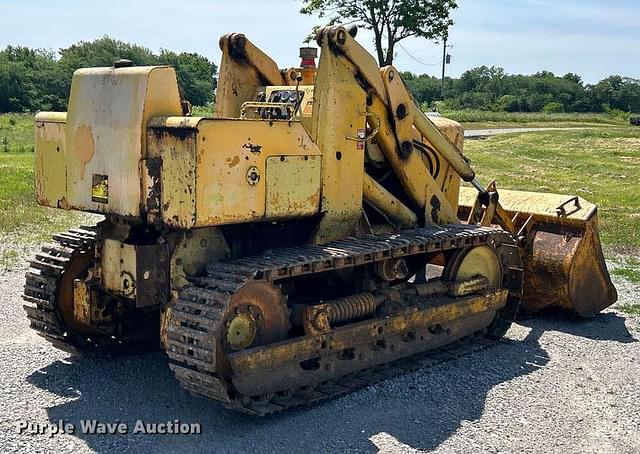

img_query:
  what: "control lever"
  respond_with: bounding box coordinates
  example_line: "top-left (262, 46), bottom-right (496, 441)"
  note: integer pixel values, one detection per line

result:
top-left (293, 71), bottom-right (303, 117)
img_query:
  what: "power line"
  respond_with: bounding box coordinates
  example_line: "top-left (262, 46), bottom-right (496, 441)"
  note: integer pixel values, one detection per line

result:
top-left (397, 42), bottom-right (440, 67)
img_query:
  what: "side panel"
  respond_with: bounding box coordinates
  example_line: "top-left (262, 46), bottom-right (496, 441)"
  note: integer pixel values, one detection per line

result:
top-left (34, 113), bottom-right (67, 208)
top-left (265, 155), bottom-right (321, 217)
top-left (150, 127), bottom-right (198, 229)
top-left (194, 119), bottom-right (322, 226)
top-left (156, 118), bottom-right (323, 228)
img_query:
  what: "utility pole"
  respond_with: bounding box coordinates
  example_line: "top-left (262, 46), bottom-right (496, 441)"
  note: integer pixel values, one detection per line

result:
top-left (441, 36), bottom-right (447, 100)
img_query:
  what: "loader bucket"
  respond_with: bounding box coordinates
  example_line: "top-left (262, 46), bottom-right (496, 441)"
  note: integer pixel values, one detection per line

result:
top-left (459, 188), bottom-right (618, 317)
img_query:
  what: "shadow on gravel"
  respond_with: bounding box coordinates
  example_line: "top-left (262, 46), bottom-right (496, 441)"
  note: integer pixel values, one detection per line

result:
top-left (519, 310), bottom-right (637, 344)
top-left (25, 311), bottom-right (635, 454)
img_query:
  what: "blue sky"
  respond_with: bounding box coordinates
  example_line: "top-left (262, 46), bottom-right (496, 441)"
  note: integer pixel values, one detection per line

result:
top-left (1, 0), bottom-right (638, 83)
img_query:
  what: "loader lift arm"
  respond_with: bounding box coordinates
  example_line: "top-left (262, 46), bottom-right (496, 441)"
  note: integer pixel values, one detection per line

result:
top-left (315, 26), bottom-right (500, 229)
top-left (316, 26), bottom-right (616, 316)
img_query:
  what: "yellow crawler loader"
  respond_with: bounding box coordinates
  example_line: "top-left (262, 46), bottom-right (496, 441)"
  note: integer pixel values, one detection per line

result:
top-left (24, 26), bottom-right (617, 415)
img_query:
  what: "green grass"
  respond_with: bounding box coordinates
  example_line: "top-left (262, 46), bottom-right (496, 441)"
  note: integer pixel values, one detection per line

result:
top-left (611, 257), bottom-right (640, 319)
top-left (613, 268), bottom-right (640, 283)
top-left (191, 104), bottom-right (214, 117)
top-left (464, 127), bottom-right (640, 254)
top-left (0, 248), bottom-right (20, 269)
top-left (0, 151), bottom-right (87, 243)
top-left (0, 114), bottom-right (89, 246)
top-left (0, 114), bottom-right (34, 153)
top-left (438, 110), bottom-right (627, 131)
top-left (618, 304), bottom-right (640, 316)
top-left (611, 257), bottom-right (640, 284)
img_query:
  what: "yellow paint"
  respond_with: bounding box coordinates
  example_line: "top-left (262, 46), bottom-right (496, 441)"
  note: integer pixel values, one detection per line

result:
top-left (412, 110), bottom-right (475, 182)
top-left (310, 27), bottom-right (462, 225)
top-left (458, 187), bottom-right (597, 224)
top-left (429, 116), bottom-right (464, 210)
top-left (73, 279), bottom-right (92, 325)
top-left (63, 66), bottom-right (182, 216)
top-left (216, 33), bottom-right (285, 119)
top-left (310, 30), bottom-right (367, 243)
top-left (381, 66), bottom-right (415, 151)
top-left (371, 97), bottom-right (430, 205)
top-left (229, 290), bottom-right (507, 377)
top-left (153, 117), bottom-right (323, 228)
top-left (168, 227), bottom-right (230, 290)
top-left (100, 239), bottom-right (136, 299)
top-left (101, 239), bottom-right (138, 299)
top-left (453, 246), bottom-right (501, 289)
top-left (265, 156), bottom-right (321, 217)
top-left (363, 174), bottom-right (417, 228)
top-left (34, 113), bottom-right (67, 208)
top-left (150, 125), bottom-right (197, 228)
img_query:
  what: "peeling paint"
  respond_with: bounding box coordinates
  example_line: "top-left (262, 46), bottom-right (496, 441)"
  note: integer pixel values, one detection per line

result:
top-left (72, 124), bottom-right (95, 180)
top-left (242, 143), bottom-right (263, 154)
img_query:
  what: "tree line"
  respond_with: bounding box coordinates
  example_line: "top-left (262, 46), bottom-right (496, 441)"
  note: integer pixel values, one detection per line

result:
top-left (298, 1), bottom-right (639, 115)
top-left (0, 37), bottom-right (217, 113)
top-left (404, 66), bottom-right (640, 114)
top-left (1, 37), bottom-right (638, 115)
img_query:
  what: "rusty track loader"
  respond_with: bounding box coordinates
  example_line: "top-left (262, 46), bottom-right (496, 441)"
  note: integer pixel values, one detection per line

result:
top-left (24, 26), bottom-right (617, 415)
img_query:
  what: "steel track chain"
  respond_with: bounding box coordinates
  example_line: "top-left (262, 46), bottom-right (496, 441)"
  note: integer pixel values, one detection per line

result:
top-left (23, 227), bottom-right (98, 355)
top-left (165, 224), bottom-right (522, 415)
top-left (23, 226), bottom-right (158, 356)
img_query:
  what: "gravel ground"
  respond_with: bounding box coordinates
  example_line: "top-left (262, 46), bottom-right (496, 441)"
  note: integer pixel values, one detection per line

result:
top-left (0, 257), bottom-right (638, 454)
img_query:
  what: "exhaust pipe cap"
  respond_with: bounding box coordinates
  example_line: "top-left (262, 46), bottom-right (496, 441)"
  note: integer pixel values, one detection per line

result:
top-left (114, 59), bottom-right (134, 68)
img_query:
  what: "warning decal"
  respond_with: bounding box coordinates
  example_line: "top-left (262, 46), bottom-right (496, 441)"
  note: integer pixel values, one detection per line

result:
top-left (91, 174), bottom-right (109, 204)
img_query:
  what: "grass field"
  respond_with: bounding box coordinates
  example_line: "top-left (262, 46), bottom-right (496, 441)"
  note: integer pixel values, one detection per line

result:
top-left (463, 127), bottom-right (640, 254)
top-left (0, 114), bottom-right (34, 153)
top-left (0, 114), bottom-right (86, 267)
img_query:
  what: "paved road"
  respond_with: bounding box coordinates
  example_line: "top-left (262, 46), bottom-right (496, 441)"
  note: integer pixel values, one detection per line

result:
top-left (464, 127), bottom-right (589, 139)
top-left (1, 259), bottom-right (638, 453)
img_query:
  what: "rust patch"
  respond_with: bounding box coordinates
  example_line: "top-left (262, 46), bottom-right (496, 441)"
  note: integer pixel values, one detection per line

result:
top-left (227, 155), bottom-right (241, 168)
top-left (144, 158), bottom-right (162, 219)
top-left (58, 197), bottom-right (71, 210)
top-left (72, 124), bottom-right (95, 180)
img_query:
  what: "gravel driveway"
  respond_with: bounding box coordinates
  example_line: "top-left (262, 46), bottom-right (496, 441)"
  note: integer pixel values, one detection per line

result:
top-left (0, 257), bottom-right (638, 454)
top-left (464, 127), bottom-right (591, 139)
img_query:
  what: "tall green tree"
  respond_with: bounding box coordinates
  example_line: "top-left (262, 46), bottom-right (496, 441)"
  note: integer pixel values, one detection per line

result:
top-left (0, 46), bottom-right (65, 112)
top-left (57, 37), bottom-right (217, 106)
top-left (300, 0), bottom-right (457, 66)
top-left (158, 50), bottom-right (217, 106)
